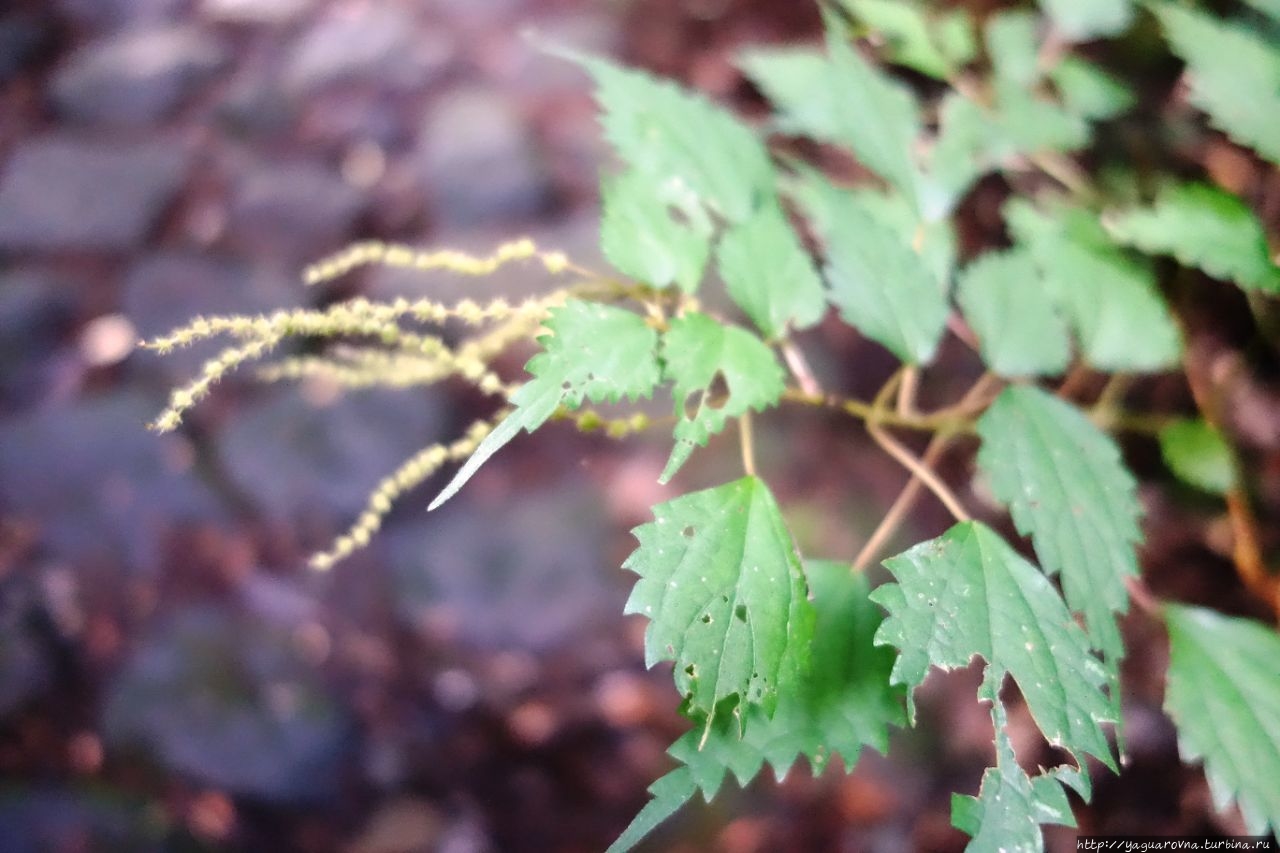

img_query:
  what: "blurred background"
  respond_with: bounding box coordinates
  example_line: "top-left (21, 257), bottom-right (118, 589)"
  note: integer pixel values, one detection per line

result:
top-left (0, 0), bottom-right (1276, 850)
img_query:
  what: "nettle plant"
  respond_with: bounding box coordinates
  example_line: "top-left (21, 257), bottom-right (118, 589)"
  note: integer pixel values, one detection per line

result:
top-left (146, 0), bottom-right (1280, 849)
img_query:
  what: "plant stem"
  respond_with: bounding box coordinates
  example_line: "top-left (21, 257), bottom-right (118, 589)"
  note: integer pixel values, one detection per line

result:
top-left (739, 410), bottom-right (757, 477)
top-left (780, 338), bottom-right (821, 396)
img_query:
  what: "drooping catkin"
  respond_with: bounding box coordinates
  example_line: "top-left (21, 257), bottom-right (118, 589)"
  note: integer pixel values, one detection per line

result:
top-left (309, 415), bottom-right (503, 571)
top-left (302, 238), bottom-right (572, 285)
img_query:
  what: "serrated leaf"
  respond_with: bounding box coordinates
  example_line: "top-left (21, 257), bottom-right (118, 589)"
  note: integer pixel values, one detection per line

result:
top-left (1050, 56), bottom-right (1135, 120)
top-left (842, 0), bottom-right (956, 79)
top-left (794, 179), bottom-right (949, 364)
top-left (992, 81), bottom-right (1091, 154)
top-left (739, 39), bottom-right (924, 207)
top-left (1164, 605), bottom-right (1280, 835)
top-left (567, 52), bottom-right (773, 222)
top-left (1105, 183), bottom-right (1280, 294)
top-left (976, 385), bottom-right (1141, 661)
top-left (986, 11), bottom-right (1041, 88)
top-left (952, 691), bottom-right (1083, 853)
top-left (956, 249), bottom-right (1072, 377)
top-left (716, 201), bottom-right (826, 339)
top-left (600, 171), bottom-right (711, 293)
top-left (1007, 199), bottom-right (1182, 371)
top-left (872, 520), bottom-right (1116, 770)
top-left (1038, 0), bottom-right (1133, 41)
top-left (611, 564), bottom-right (904, 853)
top-left (605, 767), bottom-right (698, 853)
top-left (623, 477), bottom-right (814, 719)
top-left (1159, 418), bottom-right (1237, 496)
top-left (430, 301), bottom-right (659, 509)
top-left (1152, 3), bottom-right (1280, 165)
top-left (659, 313), bottom-right (785, 483)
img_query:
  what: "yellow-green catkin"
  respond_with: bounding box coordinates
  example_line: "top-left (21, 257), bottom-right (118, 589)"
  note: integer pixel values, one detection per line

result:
top-left (302, 238), bottom-right (571, 285)
top-left (309, 416), bottom-right (502, 571)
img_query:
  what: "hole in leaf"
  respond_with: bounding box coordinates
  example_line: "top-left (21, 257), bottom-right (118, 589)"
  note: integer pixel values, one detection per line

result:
top-left (700, 614), bottom-right (712, 624)
top-left (684, 664), bottom-right (696, 677)
top-left (734, 605), bottom-right (747, 622)
top-left (682, 391), bottom-right (703, 420)
top-left (681, 525), bottom-right (695, 538)
top-left (706, 371), bottom-right (729, 410)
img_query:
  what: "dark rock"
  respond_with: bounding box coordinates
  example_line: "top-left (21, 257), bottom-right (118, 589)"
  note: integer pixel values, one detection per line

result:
top-left (124, 252), bottom-right (303, 376)
top-left (0, 137), bottom-right (190, 253)
top-left (54, 0), bottom-right (188, 32)
top-left (226, 159), bottom-right (366, 263)
top-left (218, 388), bottom-right (446, 522)
top-left (0, 268), bottom-right (81, 410)
top-left (50, 25), bottom-right (228, 126)
top-left (0, 15), bottom-right (54, 83)
top-left (384, 481), bottom-right (624, 649)
top-left (0, 391), bottom-right (225, 570)
top-left (104, 606), bottom-right (349, 802)
top-left (416, 86), bottom-right (551, 227)
top-left (283, 7), bottom-right (451, 95)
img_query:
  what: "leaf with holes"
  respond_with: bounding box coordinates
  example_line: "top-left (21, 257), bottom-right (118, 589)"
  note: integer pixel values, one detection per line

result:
top-left (600, 170), bottom-right (711, 293)
top-left (430, 301), bottom-right (659, 509)
top-left (1164, 605), bottom-right (1280, 835)
top-left (716, 200), bottom-right (826, 339)
top-left (1105, 183), bottom-right (1280, 295)
top-left (976, 385), bottom-right (1141, 662)
top-left (956, 249), bottom-right (1071, 377)
top-left (659, 313), bottom-right (785, 483)
top-left (952, 688), bottom-right (1087, 853)
top-left (623, 476), bottom-right (814, 720)
top-left (611, 563), bottom-right (904, 853)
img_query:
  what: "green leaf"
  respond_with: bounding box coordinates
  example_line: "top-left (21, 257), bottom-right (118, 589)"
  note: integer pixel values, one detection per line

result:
top-left (991, 82), bottom-right (1091, 154)
top-left (600, 171), bottom-right (711, 293)
top-left (611, 564), bottom-right (903, 853)
top-left (659, 313), bottom-right (785, 483)
top-left (976, 385), bottom-right (1141, 661)
top-left (716, 201), bottom-right (826, 339)
top-left (952, 691), bottom-right (1083, 853)
top-left (843, 0), bottom-right (956, 79)
top-left (1037, 0), bottom-right (1133, 41)
top-left (794, 179), bottom-right (949, 364)
top-left (1164, 605), bottom-right (1280, 835)
top-left (567, 52), bottom-right (773, 222)
top-left (1152, 3), bottom-right (1280, 165)
top-left (606, 767), bottom-right (698, 853)
top-left (739, 39), bottom-right (924, 207)
top-left (623, 477), bottom-right (814, 719)
top-left (1049, 56), bottom-right (1135, 120)
top-left (872, 520), bottom-right (1116, 770)
top-left (986, 11), bottom-right (1041, 88)
top-left (1007, 199), bottom-right (1182, 372)
top-left (430, 301), bottom-right (659, 509)
top-left (1159, 419), bottom-right (1237, 496)
top-left (1241, 0), bottom-right (1280, 21)
top-left (1105, 183), bottom-right (1280, 294)
top-left (956, 249), bottom-right (1072, 377)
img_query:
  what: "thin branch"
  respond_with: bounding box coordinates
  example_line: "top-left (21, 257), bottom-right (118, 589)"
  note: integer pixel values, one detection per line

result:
top-left (867, 421), bottom-right (971, 524)
top-left (739, 410), bottom-right (757, 478)
top-left (780, 338), bottom-right (822, 397)
top-left (897, 365), bottom-right (920, 419)
top-left (853, 432), bottom-right (953, 571)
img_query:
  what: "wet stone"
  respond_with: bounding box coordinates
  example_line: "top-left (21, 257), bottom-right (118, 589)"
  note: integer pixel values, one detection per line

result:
top-left (53, 0), bottom-right (189, 32)
top-left (0, 15), bottom-right (54, 83)
top-left (50, 25), bottom-right (228, 126)
top-left (282, 6), bottom-right (450, 95)
top-left (201, 0), bottom-right (315, 25)
top-left (0, 136), bottom-right (190, 253)
top-left (226, 159), bottom-right (366, 263)
top-left (416, 86), bottom-right (551, 227)
top-left (124, 251), bottom-right (302, 376)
